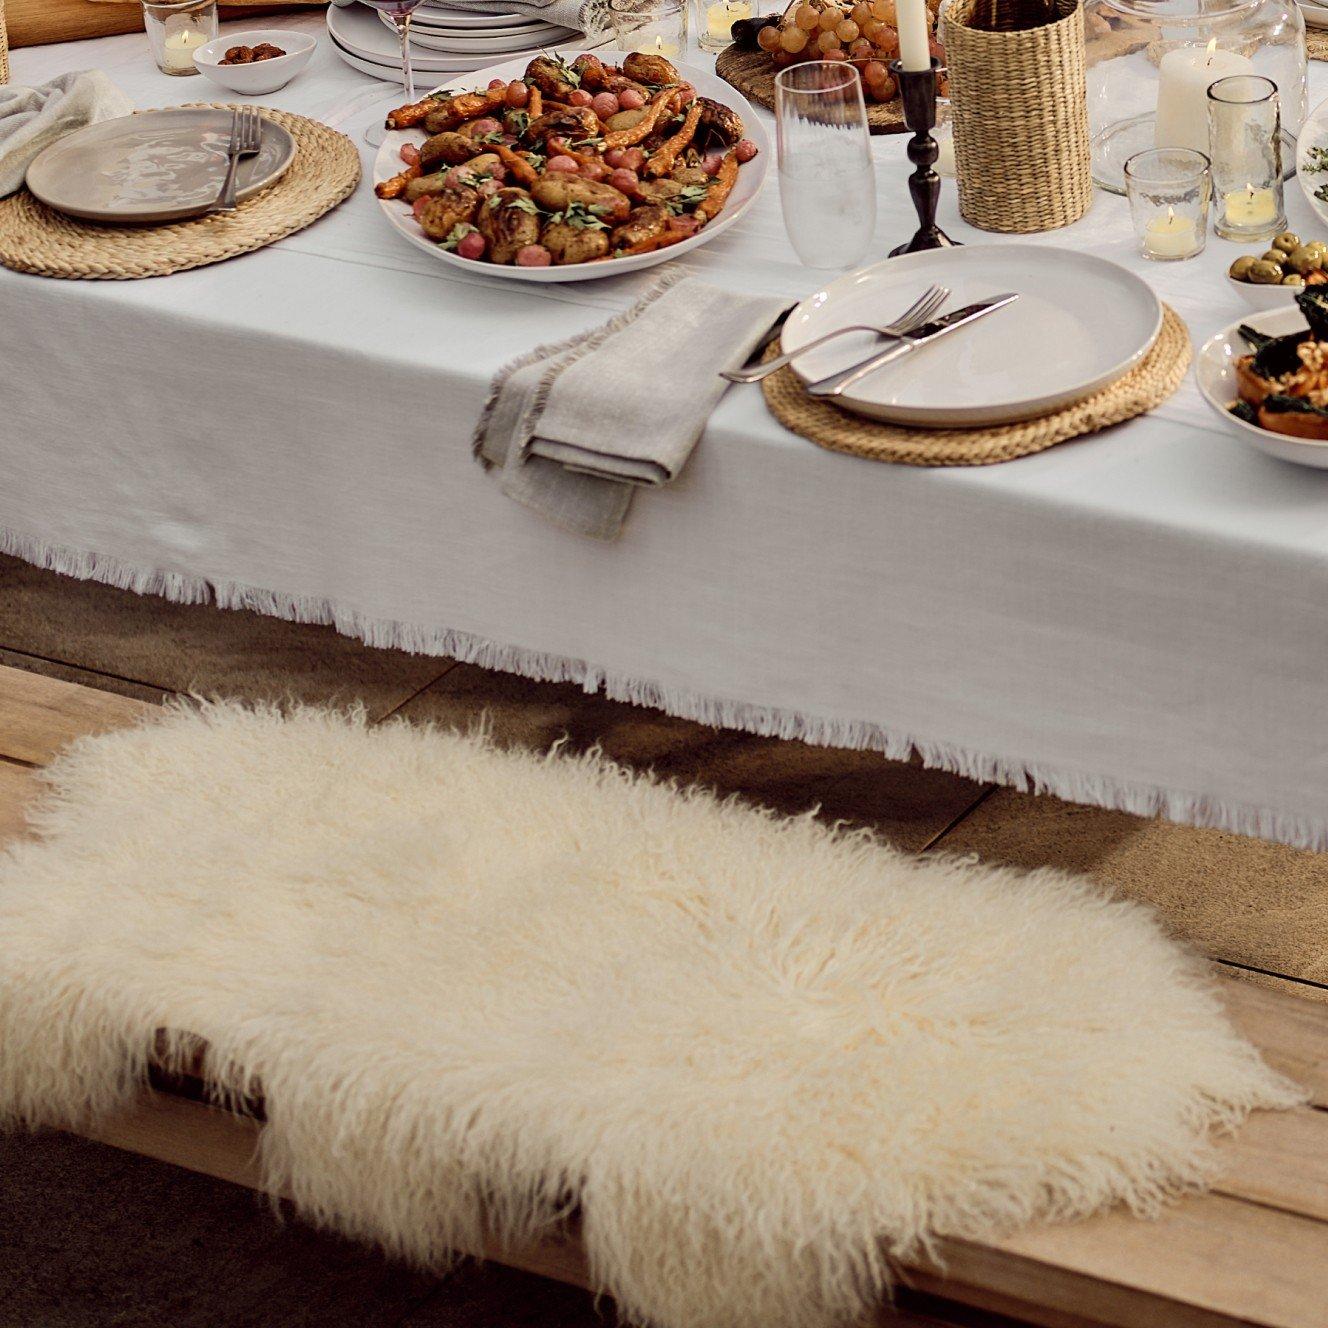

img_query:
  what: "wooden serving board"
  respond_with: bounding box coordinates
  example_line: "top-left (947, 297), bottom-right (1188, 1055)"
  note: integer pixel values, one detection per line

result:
top-left (716, 44), bottom-right (908, 134)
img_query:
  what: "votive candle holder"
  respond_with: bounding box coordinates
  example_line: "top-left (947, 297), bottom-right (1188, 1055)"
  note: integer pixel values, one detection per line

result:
top-left (693, 0), bottom-right (754, 53)
top-left (1207, 74), bottom-right (1286, 243)
top-left (1124, 146), bottom-right (1210, 262)
top-left (607, 0), bottom-right (688, 57)
top-left (142, 0), bottom-right (218, 76)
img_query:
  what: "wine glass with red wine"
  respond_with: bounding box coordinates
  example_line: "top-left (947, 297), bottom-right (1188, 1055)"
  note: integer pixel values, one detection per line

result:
top-left (362, 0), bottom-right (429, 146)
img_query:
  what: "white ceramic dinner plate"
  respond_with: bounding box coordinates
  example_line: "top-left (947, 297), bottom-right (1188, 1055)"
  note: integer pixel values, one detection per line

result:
top-left (782, 246), bottom-right (1162, 428)
top-left (330, 5), bottom-right (599, 70)
top-left (392, 20), bottom-right (580, 54)
top-left (416, 1), bottom-right (540, 28)
top-left (26, 108), bottom-right (295, 224)
top-left (1297, 94), bottom-right (1328, 227)
top-left (374, 53), bottom-right (769, 283)
top-left (1197, 305), bottom-right (1328, 470)
top-left (1298, 0), bottom-right (1328, 29)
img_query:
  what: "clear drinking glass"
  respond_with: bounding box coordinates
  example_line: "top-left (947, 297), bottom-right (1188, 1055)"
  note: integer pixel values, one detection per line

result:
top-left (1207, 74), bottom-right (1286, 241)
top-left (361, 0), bottom-right (429, 146)
top-left (1123, 146), bottom-right (1210, 261)
top-left (774, 62), bottom-right (877, 269)
top-left (141, 0), bottom-right (218, 77)
top-left (607, 0), bottom-right (688, 55)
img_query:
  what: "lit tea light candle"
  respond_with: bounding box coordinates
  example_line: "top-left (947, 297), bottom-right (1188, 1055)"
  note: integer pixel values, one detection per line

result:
top-left (1143, 205), bottom-right (1200, 260)
top-left (161, 25), bottom-right (209, 73)
top-left (1223, 182), bottom-right (1278, 228)
top-left (1154, 39), bottom-right (1252, 155)
top-left (631, 31), bottom-right (682, 56)
top-left (706, 0), bottom-right (750, 40)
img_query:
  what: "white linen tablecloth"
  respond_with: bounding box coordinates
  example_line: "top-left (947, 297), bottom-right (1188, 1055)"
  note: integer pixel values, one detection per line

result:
top-left (4, 16), bottom-right (1328, 849)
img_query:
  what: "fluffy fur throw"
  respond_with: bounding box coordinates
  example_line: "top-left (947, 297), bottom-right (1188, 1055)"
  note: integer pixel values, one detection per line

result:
top-left (0, 703), bottom-right (1303, 1328)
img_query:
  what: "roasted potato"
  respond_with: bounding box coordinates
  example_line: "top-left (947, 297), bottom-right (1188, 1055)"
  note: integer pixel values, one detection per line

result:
top-left (404, 170), bottom-right (453, 202)
top-left (605, 108), bottom-right (648, 134)
top-left (416, 180), bottom-right (481, 242)
top-left (531, 175), bottom-right (632, 224)
top-left (696, 96), bottom-right (744, 146)
top-left (542, 218), bottom-right (611, 264)
top-left (611, 204), bottom-right (670, 250)
top-left (477, 187), bottom-right (542, 264)
top-left (622, 51), bottom-right (679, 86)
top-left (634, 177), bottom-right (685, 206)
top-left (419, 131), bottom-right (484, 171)
top-left (570, 53), bottom-right (609, 89)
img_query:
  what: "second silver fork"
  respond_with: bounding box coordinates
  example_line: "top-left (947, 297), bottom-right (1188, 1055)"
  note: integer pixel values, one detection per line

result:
top-left (209, 107), bottom-right (264, 215)
top-left (721, 283), bottom-right (949, 385)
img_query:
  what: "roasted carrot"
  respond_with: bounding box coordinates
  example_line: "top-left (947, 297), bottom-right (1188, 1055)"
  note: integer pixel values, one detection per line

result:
top-left (604, 87), bottom-right (680, 149)
top-left (695, 151), bottom-right (738, 223)
top-left (645, 100), bottom-right (701, 177)
top-left (374, 163), bottom-right (421, 200)
top-left (528, 86), bottom-right (543, 119)
top-left (385, 98), bottom-right (442, 130)
top-left (492, 143), bottom-right (539, 187)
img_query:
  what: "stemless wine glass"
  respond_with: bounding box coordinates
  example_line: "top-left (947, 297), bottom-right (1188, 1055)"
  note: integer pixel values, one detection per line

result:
top-left (362, 0), bottom-right (428, 146)
top-left (774, 62), bottom-right (877, 268)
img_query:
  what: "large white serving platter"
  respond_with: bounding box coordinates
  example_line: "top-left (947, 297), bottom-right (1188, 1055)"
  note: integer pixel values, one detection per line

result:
top-left (26, 107), bottom-right (294, 223)
top-left (374, 53), bottom-right (769, 283)
top-left (1296, 94), bottom-right (1328, 226)
top-left (1197, 304), bottom-right (1328, 470)
top-left (782, 245), bottom-right (1162, 428)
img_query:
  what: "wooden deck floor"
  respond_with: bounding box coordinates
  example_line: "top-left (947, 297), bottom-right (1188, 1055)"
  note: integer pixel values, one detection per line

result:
top-left (2, 663), bottom-right (1326, 1328)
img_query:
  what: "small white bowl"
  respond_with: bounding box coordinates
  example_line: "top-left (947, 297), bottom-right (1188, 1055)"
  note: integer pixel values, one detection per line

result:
top-left (1226, 273), bottom-right (1305, 310)
top-left (194, 30), bottom-right (316, 95)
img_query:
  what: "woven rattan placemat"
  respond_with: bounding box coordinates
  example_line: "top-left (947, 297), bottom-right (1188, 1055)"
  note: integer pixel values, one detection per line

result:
top-left (760, 304), bottom-right (1190, 466)
top-left (716, 46), bottom-right (907, 134)
top-left (0, 105), bottom-right (360, 279)
top-left (1309, 28), bottom-right (1328, 60)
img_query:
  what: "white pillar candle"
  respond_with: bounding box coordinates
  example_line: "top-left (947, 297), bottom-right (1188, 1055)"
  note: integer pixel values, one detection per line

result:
top-left (896, 0), bottom-right (931, 71)
top-left (1154, 40), bottom-right (1253, 155)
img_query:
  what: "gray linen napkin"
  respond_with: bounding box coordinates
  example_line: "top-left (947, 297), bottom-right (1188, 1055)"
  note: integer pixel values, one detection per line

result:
top-left (0, 72), bottom-right (134, 199)
top-left (475, 277), bottom-right (789, 541)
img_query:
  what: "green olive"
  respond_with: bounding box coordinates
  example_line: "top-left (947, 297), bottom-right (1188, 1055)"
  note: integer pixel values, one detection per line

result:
top-left (1272, 231), bottom-right (1301, 253)
top-left (1229, 255), bottom-right (1258, 280)
top-left (1262, 249), bottom-right (1286, 264)
top-left (1249, 259), bottom-right (1287, 284)
top-left (1283, 273), bottom-right (1306, 286)
top-left (1287, 245), bottom-right (1321, 274)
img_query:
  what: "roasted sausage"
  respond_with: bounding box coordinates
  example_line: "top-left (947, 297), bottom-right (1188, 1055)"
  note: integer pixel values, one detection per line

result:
top-left (477, 187), bottom-right (542, 264)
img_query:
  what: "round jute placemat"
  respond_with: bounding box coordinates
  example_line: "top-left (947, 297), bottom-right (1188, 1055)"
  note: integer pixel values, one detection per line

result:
top-left (0, 105), bottom-right (360, 280)
top-left (1308, 28), bottom-right (1328, 61)
top-left (760, 303), bottom-right (1190, 466)
top-left (716, 46), bottom-right (907, 134)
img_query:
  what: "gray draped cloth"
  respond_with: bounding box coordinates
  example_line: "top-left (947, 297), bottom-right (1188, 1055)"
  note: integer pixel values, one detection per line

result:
top-left (474, 277), bottom-right (789, 540)
top-left (0, 72), bottom-right (134, 199)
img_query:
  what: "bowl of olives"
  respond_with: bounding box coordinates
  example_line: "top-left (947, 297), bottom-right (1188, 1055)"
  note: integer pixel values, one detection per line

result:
top-left (1227, 232), bottom-right (1328, 309)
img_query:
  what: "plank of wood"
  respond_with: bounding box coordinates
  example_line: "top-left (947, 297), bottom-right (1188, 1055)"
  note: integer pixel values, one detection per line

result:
top-left (0, 663), bottom-right (151, 766)
top-left (0, 758), bottom-right (37, 843)
top-left (1211, 1107), bottom-right (1328, 1223)
top-left (1222, 978), bottom-right (1328, 1107)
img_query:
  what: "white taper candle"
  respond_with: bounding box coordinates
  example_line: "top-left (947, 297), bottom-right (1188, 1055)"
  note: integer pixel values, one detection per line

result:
top-left (896, 0), bottom-right (931, 71)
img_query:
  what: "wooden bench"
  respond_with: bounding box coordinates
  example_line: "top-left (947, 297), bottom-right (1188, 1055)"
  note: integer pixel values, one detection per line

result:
top-left (2, 663), bottom-right (1326, 1328)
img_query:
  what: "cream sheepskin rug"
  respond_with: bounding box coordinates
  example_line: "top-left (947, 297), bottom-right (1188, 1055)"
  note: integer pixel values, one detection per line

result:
top-left (0, 703), bottom-right (1303, 1328)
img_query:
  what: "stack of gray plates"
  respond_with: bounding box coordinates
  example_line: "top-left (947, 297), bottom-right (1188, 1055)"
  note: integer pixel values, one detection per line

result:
top-left (327, 1), bottom-right (602, 77)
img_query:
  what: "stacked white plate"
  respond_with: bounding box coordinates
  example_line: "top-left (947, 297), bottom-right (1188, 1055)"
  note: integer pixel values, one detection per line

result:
top-left (1299, 0), bottom-right (1328, 28)
top-left (327, 2), bottom-right (602, 77)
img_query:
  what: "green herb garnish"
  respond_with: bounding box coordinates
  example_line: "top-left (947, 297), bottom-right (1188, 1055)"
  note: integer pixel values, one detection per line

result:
top-left (440, 222), bottom-right (478, 250)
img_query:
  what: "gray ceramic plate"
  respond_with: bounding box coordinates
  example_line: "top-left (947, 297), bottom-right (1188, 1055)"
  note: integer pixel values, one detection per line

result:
top-left (26, 108), bottom-right (295, 224)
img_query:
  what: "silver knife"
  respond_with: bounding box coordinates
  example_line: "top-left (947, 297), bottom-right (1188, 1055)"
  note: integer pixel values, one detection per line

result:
top-left (805, 294), bottom-right (1020, 399)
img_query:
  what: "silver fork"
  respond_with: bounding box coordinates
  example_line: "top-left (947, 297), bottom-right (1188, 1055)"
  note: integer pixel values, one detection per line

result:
top-left (208, 107), bottom-right (264, 215)
top-left (720, 284), bottom-right (950, 385)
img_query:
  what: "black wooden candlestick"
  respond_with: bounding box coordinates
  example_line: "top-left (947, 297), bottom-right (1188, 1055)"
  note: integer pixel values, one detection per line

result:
top-left (889, 58), bottom-right (959, 257)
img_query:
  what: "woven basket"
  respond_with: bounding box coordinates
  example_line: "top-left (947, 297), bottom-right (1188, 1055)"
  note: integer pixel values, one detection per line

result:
top-left (1, 0), bottom-right (10, 85)
top-left (942, 0), bottom-right (1092, 233)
